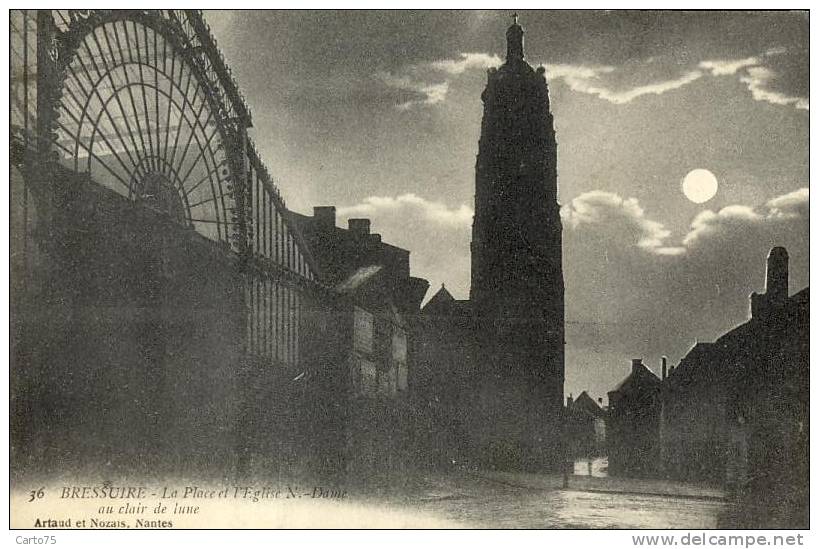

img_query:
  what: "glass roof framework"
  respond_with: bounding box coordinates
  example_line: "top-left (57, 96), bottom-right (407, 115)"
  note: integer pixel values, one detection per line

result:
top-left (44, 10), bottom-right (318, 285)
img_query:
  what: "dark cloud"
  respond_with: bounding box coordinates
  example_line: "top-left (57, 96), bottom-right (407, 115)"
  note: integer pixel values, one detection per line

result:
top-left (563, 187), bottom-right (809, 400)
top-left (561, 191), bottom-right (684, 256)
top-left (203, 11), bottom-right (808, 400)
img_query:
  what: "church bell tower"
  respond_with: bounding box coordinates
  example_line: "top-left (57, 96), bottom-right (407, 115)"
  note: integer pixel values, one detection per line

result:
top-left (469, 15), bottom-right (565, 462)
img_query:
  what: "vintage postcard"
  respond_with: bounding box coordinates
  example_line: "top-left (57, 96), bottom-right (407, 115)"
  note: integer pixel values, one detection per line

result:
top-left (8, 8), bottom-right (809, 532)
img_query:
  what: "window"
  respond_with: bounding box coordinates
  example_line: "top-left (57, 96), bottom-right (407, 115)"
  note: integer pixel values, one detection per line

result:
top-left (353, 307), bottom-right (373, 354)
top-left (360, 360), bottom-right (377, 395)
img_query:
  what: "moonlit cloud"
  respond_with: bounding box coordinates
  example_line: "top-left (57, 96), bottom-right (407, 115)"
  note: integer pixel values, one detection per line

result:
top-left (380, 44), bottom-right (808, 112)
top-left (682, 190), bottom-right (808, 248)
top-left (740, 66), bottom-right (809, 110)
top-left (561, 191), bottom-right (686, 256)
top-left (338, 193), bottom-right (473, 227)
top-left (381, 54), bottom-right (705, 109)
top-left (376, 72), bottom-right (450, 110)
top-left (545, 64), bottom-right (616, 80)
top-left (699, 52), bottom-right (809, 110)
top-left (766, 46), bottom-right (788, 56)
top-left (766, 187), bottom-right (809, 219)
top-left (430, 52), bottom-right (502, 75)
top-left (683, 206), bottom-right (762, 247)
top-left (699, 57), bottom-right (760, 76)
top-left (564, 70), bottom-right (704, 104)
top-left (544, 62), bottom-right (707, 105)
top-left (683, 187), bottom-right (809, 247)
top-left (563, 187), bottom-right (808, 257)
top-left (399, 82), bottom-right (449, 110)
top-left (377, 53), bottom-right (501, 110)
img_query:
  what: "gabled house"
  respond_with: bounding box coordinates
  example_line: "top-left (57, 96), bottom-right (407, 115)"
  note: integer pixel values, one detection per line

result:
top-left (659, 248), bottom-right (808, 528)
top-left (607, 359), bottom-right (663, 477)
top-left (565, 391), bottom-right (607, 458)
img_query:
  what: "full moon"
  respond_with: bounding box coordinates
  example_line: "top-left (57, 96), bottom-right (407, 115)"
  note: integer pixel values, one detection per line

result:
top-left (681, 169), bottom-right (719, 204)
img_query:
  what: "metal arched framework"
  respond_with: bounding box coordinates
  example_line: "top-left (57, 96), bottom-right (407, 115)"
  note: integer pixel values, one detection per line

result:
top-left (12, 9), bottom-right (325, 370)
top-left (50, 10), bottom-right (241, 245)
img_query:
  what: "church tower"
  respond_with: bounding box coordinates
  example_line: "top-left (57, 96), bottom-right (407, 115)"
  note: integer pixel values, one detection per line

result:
top-left (469, 15), bottom-right (565, 465)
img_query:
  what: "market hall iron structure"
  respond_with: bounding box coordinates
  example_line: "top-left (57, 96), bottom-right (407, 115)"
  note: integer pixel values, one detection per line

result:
top-left (10, 10), bottom-right (346, 478)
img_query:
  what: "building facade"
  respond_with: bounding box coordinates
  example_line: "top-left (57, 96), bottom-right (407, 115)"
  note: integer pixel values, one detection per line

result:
top-left (415, 286), bottom-right (480, 468)
top-left (565, 392), bottom-right (607, 459)
top-left (289, 206), bottom-right (432, 475)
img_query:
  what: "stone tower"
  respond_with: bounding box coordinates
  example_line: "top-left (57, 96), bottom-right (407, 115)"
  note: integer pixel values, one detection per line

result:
top-left (469, 15), bottom-right (565, 467)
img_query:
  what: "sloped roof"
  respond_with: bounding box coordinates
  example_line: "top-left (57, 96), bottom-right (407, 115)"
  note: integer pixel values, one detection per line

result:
top-left (422, 285), bottom-right (471, 317)
top-left (667, 341), bottom-right (719, 386)
top-left (611, 362), bottom-right (662, 396)
top-left (426, 284), bottom-right (454, 305)
top-left (790, 286), bottom-right (809, 307)
top-left (571, 391), bottom-right (607, 418)
top-left (667, 286), bottom-right (809, 390)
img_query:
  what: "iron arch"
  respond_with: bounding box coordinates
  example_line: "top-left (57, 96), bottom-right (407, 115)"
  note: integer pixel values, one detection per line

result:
top-left (50, 10), bottom-right (243, 246)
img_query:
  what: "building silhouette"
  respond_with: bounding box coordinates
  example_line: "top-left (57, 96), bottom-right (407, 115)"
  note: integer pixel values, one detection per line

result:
top-left (423, 16), bottom-right (566, 470)
top-left (603, 247), bottom-right (808, 528)
top-left (660, 247), bottom-right (808, 528)
top-left (607, 359), bottom-right (663, 477)
top-left (10, 9), bottom-right (399, 482)
top-left (471, 16), bottom-right (565, 406)
top-left (288, 207), bottom-right (431, 475)
top-left (565, 392), bottom-right (608, 459)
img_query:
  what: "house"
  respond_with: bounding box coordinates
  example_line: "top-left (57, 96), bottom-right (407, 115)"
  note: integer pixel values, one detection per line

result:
top-left (660, 247), bottom-right (808, 527)
top-left (288, 206), bottom-right (430, 475)
top-left (607, 359), bottom-right (663, 477)
top-left (565, 391), bottom-right (607, 459)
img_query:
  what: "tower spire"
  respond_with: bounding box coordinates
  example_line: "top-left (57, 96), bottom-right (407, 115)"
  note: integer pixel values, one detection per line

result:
top-left (506, 13), bottom-right (524, 61)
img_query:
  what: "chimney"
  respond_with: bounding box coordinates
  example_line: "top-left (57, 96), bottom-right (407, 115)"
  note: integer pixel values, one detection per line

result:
top-left (632, 358), bottom-right (643, 374)
top-left (313, 206), bottom-right (336, 231)
top-left (566, 394), bottom-right (574, 408)
top-left (597, 397), bottom-right (604, 407)
top-left (765, 246), bottom-right (789, 304)
top-left (752, 247), bottom-right (790, 319)
top-left (348, 218), bottom-right (370, 236)
top-left (661, 356), bottom-right (668, 380)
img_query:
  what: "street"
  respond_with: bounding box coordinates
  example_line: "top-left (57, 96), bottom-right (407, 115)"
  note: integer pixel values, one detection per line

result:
top-left (352, 470), bottom-right (728, 529)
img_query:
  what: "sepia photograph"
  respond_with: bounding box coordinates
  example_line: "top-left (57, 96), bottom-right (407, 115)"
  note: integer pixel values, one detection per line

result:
top-left (8, 7), bottom-right (810, 533)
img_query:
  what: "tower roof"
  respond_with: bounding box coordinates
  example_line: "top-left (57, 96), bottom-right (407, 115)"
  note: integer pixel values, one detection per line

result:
top-left (506, 13), bottom-right (525, 61)
top-left (428, 284), bottom-right (455, 304)
top-left (610, 360), bottom-right (662, 395)
top-left (422, 284), bottom-right (472, 317)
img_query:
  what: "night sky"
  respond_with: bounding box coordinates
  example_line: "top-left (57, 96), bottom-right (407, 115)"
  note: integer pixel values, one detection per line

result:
top-left (205, 10), bottom-right (809, 401)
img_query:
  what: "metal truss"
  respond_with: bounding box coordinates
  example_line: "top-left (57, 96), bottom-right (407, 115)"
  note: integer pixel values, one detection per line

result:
top-left (38, 10), bottom-right (251, 248)
top-left (13, 9), bottom-right (329, 316)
